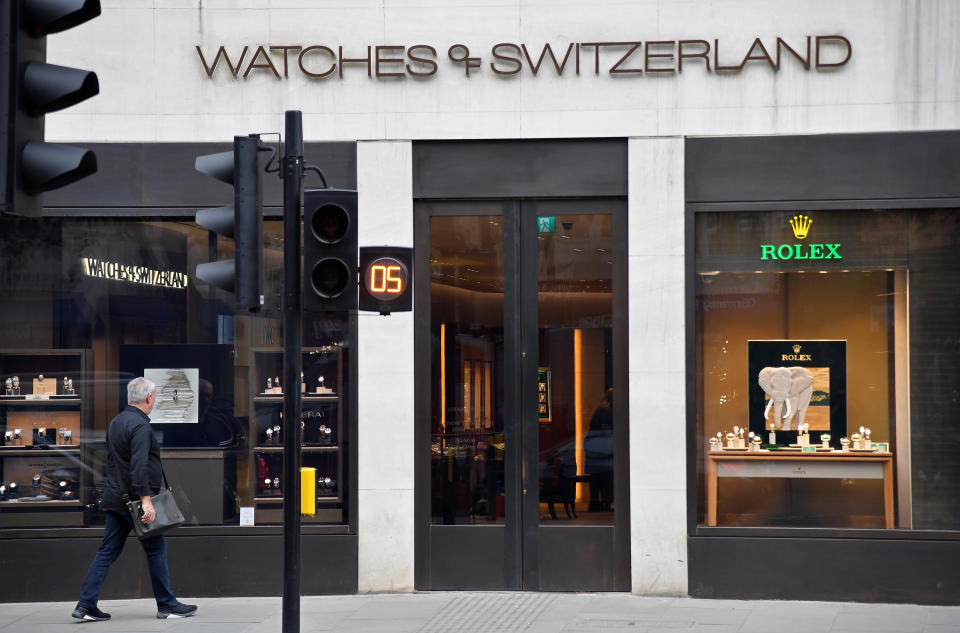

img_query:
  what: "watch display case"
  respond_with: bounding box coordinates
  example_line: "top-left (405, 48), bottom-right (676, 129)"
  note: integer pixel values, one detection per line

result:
top-left (0, 350), bottom-right (93, 528)
top-left (247, 345), bottom-right (346, 524)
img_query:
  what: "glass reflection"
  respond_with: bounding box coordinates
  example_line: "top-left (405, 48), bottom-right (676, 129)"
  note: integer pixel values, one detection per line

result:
top-left (536, 214), bottom-right (614, 524)
top-left (430, 215), bottom-right (505, 524)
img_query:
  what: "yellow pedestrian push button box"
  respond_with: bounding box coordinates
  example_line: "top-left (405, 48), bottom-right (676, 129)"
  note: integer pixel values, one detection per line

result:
top-left (300, 467), bottom-right (316, 516)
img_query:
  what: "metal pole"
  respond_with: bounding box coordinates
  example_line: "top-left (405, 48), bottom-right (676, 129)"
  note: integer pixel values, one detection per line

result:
top-left (281, 110), bottom-right (304, 633)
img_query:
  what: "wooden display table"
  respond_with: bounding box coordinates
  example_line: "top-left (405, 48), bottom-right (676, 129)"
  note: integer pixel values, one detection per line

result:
top-left (706, 451), bottom-right (894, 528)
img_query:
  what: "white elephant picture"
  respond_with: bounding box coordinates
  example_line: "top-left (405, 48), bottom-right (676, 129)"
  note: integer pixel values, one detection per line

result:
top-left (758, 366), bottom-right (814, 431)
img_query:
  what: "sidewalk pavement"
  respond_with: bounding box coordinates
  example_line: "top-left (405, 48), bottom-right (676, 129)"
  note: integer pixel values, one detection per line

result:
top-left (0, 592), bottom-right (958, 633)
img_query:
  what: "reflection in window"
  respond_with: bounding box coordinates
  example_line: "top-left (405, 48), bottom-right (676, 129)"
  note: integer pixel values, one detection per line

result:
top-left (430, 215), bottom-right (505, 524)
top-left (536, 213), bottom-right (614, 525)
top-left (0, 218), bottom-right (349, 529)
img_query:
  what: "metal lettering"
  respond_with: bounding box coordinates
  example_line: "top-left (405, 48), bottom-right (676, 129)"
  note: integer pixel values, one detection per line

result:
top-left (521, 42), bottom-right (575, 75)
top-left (448, 44), bottom-right (481, 76)
top-left (776, 36), bottom-right (811, 70)
top-left (298, 46), bottom-right (336, 78)
top-left (609, 42), bottom-right (644, 75)
top-left (678, 40), bottom-right (711, 72)
top-left (491, 43), bottom-right (522, 75)
top-left (375, 46), bottom-right (406, 78)
top-left (270, 45), bottom-right (302, 78)
top-left (338, 46), bottom-right (372, 78)
top-left (407, 45), bottom-right (438, 77)
top-left (815, 35), bottom-right (852, 69)
top-left (643, 41), bottom-right (675, 74)
top-left (739, 37), bottom-right (776, 70)
top-left (195, 36), bottom-right (852, 80)
top-left (243, 45), bottom-right (281, 79)
top-left (196, 45), bottom-right (248, 78)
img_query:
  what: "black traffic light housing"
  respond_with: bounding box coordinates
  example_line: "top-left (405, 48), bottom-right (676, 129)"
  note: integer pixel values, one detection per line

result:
top-left (359, 246), bottom-right (413, 314)
top-left (303, 188), bottom-right (358, 312)
top-left (0, 0), bottom-right (101, 217)
top-left (194, 135), bottom-right (264, 313)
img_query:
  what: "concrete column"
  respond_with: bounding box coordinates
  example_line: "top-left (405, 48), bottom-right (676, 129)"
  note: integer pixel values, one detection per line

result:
top-left (356, 140), bottom-right (415, 592)
top-left (627, 137), bottom-right (688, 595)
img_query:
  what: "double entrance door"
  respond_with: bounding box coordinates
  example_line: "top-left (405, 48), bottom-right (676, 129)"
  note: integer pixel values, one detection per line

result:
top-left (414, 199), bottom-right (629, 591)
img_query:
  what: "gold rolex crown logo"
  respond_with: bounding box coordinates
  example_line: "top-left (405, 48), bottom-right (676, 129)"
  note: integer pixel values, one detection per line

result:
top-left (793, 344), bottom-right (802, 353)
top-left (790, 214), bottom-right (812, 239)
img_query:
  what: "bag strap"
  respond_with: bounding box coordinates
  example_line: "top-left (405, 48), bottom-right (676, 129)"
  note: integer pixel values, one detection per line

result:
top-left (160, 463), bottom-right (171, 491)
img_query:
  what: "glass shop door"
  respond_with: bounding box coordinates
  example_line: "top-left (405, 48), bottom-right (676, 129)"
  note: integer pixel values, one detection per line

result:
top-left (416, 199), bottom-right (629, 591)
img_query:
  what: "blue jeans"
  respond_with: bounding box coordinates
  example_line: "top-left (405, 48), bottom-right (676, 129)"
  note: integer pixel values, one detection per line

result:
top-left (78, 510), bottom-right (177, 609)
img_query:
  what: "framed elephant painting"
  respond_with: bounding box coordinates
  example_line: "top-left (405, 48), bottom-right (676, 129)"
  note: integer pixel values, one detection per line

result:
top-left (748, 340), bottom-right (847, 445)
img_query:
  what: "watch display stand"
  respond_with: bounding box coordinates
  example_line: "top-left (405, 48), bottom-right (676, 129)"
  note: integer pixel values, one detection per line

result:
top-left (0, 350), bottom-right (92, 528)
top-left (247, 346), bottom-right (346, 524)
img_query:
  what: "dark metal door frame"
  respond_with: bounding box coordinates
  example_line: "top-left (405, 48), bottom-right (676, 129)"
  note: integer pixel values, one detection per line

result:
top-left (521, 199), bottom-right (631, 591)
top-left (415, 198), bottom-right (630, 591)
top-left (414, 200), bottom-right (523, 590)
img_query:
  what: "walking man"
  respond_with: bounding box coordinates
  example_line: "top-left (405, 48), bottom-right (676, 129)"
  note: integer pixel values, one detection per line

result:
top-left (72, 377), bottom-right (197, 621)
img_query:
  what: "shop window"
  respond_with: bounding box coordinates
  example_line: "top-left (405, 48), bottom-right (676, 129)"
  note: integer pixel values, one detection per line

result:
top-left (0, 218), bottom-right (350, 529)
top-left (695, 209), bottom-right (960, 531)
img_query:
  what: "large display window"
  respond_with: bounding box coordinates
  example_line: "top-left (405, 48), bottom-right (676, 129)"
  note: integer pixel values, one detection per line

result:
top-left (0, 217), bottom-right (352, 529)
top-left (695, 208), bottom-right (959, 531)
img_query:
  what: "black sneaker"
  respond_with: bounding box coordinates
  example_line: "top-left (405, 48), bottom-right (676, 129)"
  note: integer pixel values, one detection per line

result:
top-left (157, 602), bottom-right (198, 619)
top-left (72, 605), bottom-right (111, 621)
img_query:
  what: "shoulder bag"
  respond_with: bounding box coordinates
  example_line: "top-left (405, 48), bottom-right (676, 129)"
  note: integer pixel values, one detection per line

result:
top-left (123, 467), bottom-right (185, 540)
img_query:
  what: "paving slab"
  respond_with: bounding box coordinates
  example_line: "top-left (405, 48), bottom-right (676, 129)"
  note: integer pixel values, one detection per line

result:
top-left (832, 608), bottom-right (926, 633)
top-left (739, 600), bottom-right (840, 633)
top-left (926, 608), bottom-right (960, 626)
top-left (0, 593), bottom-right (957, 633)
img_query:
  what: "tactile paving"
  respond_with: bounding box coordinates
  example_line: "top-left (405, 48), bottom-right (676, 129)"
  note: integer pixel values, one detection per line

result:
top-left (418, 592), bottom-right (556, 632)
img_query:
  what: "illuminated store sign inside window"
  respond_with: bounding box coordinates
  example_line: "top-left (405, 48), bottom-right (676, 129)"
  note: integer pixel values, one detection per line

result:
top-left (81, 258), bottom-right (189, 289)
top-left (760, 214), bottom-right (842, 261)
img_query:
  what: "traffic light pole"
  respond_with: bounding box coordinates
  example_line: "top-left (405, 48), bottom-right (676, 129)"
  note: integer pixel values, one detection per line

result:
top-left (281, 110), bottom-right (304, 633)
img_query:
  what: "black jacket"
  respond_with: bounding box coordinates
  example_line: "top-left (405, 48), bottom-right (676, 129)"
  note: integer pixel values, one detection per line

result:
top-left (101, 406), bottom-right (162, 512)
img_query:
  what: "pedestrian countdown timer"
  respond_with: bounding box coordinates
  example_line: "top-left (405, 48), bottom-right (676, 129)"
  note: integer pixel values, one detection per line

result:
top-left (359, 246), bottom-right (413, 314)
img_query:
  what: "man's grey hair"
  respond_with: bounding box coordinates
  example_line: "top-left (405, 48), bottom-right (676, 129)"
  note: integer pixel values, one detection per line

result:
top-left (127, 377), bottom-right (156, 404)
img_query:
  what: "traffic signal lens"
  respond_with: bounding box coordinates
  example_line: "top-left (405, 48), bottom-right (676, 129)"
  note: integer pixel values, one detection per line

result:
top-left (311, 204), bottom-right (349, 243)
top-left (302, 188), bottom-right (358, 312)
top-left (311, 258), bottom-right (350, 298)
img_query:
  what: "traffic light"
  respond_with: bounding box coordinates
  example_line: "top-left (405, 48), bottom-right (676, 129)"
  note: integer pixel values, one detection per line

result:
top-left (194, 135), bottom-right (264, 313)
top-left (0, 0), bottom-right (101, 217)
top-left (303, 188), bottom-right (358, 312)
top-left (359, 246), bottom-right (413, 314)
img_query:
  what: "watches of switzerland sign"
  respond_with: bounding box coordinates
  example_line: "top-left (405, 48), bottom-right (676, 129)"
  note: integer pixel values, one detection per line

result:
top-left (196, 36), bottom-right (851, 80)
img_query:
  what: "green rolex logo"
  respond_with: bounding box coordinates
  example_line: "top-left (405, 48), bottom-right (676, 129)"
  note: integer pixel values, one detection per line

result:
top-left (760, 214), bottom-right (841, 261)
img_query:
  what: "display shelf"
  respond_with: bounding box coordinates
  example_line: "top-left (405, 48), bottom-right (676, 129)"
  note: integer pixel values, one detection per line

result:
top-left (254, 445), bottom-right (338, 452)
top-left (253, 496), bottom-right (340, 504)
top-left (0, 398), bottom-right (82, 405)
top-left (252, 396), bottom-right (338, 404)
top-left (0, 499), bottom-right (81, 508)
top-left (0, 447), bottom-right (81, 455)
top-left (252, 496), bottom-right (283, 503)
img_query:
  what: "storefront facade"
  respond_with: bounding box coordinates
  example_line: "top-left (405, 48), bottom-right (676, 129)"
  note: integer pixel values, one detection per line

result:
top-left (0, 1), bottom-right (958, 604)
